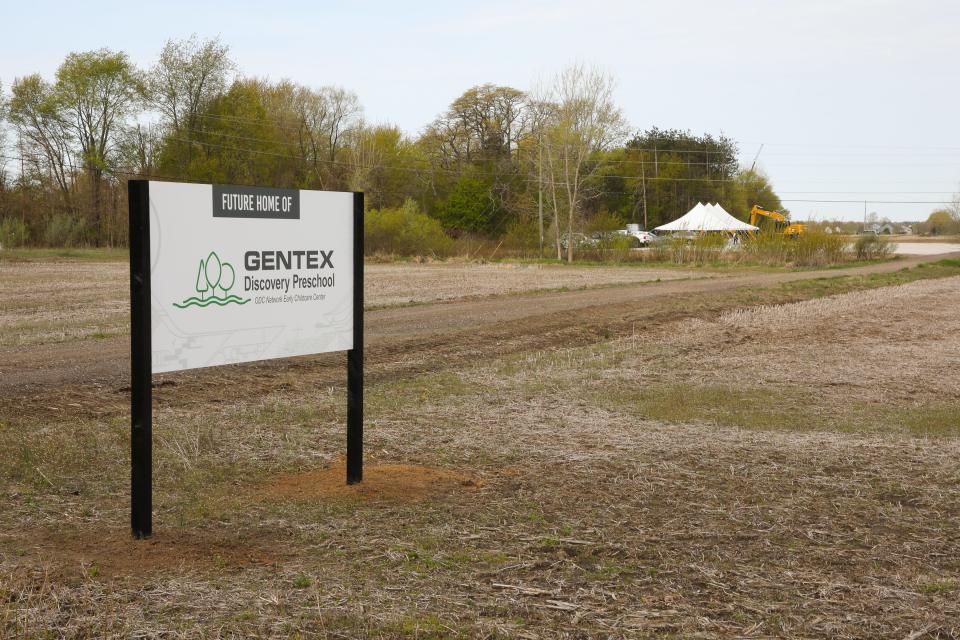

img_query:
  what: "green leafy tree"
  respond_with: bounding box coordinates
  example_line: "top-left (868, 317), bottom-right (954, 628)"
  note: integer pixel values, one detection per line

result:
top-left (345, 124), bottom-right (421, 210)
top-left (729, 169), bottom-right (785, 220)
top-left (54, 48), bottom-right (144, 242)
top-left (159, 79), bottom-right (275, 184)
top-left (920, 210), bottom-right (958, 236)
top-left (437, 176), bottom-right (499, 234)
top-left (619, 128), bottom-right (740, 227)
top-left (148, 36), bottom-right (234, 176)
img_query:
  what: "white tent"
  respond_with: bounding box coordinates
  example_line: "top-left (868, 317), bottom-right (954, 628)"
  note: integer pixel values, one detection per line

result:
top-left (654, 202), bottom-right (759, 233)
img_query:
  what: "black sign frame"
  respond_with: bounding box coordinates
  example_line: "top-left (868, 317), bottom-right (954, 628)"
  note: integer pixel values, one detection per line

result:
top-left (128, 180), bottom-right (364, 539)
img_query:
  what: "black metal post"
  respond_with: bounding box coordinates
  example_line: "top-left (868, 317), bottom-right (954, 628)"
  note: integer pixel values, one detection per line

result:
top-left (346, 192), bottom-right (364, 484)
top-left (128, 180), bottom-right (152, 538)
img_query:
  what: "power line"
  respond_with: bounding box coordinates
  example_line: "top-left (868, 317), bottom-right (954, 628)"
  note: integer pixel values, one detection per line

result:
top-left (162, 137), bottom-right (746, 183)
top-left (777, 190), bottom-right (958, 195)
top-left (742, 141), bottom-right (960, 152)
top-left (6, 151), bottom-right (955, 206)
top-left (780, 198), bottom-right (955, 204)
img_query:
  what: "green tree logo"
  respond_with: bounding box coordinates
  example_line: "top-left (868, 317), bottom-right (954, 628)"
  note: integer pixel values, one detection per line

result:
top-left (174, 251), bottom-right (250, 308)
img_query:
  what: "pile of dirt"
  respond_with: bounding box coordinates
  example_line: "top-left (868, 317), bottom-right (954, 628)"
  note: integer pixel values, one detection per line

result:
top-left (262, 460), bottom-right (484, 502)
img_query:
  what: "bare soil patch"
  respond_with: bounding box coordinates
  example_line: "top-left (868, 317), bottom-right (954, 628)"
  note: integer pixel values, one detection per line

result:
top-left (0, 258), bottom-right (703, 348)
top-left (12, 526), bottom-right (280, 578)
top-left (263, 459), bottom-right (484, 502)
top-left (364, 261), bottom-right (701, 307)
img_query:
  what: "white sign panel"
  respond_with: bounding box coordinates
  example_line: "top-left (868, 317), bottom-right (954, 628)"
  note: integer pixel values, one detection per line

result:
top-left (148, 181), bottom-right (354, 373)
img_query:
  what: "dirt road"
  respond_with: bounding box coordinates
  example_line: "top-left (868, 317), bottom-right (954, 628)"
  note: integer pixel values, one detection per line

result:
top-left (1, 252), bottom-right (956, 420)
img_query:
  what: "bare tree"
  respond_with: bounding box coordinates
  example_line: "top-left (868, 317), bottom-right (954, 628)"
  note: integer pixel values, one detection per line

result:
top-left (0, 81), bottom-right (9, 190)
top-left (116, 122), bottom-right (163, 178)
top-left (343, 119), bottom-right (381, 196)
top-left (541, 64), bottom-right (628, 262)
top-left (8, 74), bottom-right (75, 203)
top-left (948, 184), bottom-right (960, 223)
top-left (527, 96), bottom-right (563, 258)
top-left (294, 86), bottom-right (362, 188)
top-left (322, 87), bottom-right (362, 163)
top-left (149, 36), bottom-right (235, 134)
top-left (0, 80), bottom-right (6, 164)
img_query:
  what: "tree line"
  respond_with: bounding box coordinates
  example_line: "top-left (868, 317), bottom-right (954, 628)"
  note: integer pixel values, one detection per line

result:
top-left (0, 36), bottom-right (785, 258)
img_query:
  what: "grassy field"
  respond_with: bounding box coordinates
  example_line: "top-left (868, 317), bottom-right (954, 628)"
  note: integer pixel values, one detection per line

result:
top-left (1, 254), bottom-right (959, 638)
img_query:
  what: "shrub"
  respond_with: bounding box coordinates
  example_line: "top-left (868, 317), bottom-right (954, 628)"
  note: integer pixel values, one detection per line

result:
top-left (500, 219), bottom-right (540, 257)
top-left (688, 233), bottom-right (728, 263)
top-left (791, 231), bottom-right (848, 266)
top-left (0, 218), bottom-right (30, 248)
top-left (580, 234), bottom-right (635, 262)
top-left (741, 231), bottom-right (790, 264)
top-left (43, 214), bottom-right (87, 247)
top-left (649, 233), bottom-right (727, 264)
top-left (365, 199), bottom-right (454, 257)
top-left (743, 230), bottom-right (850, 266)
top-left (585, 211), bottom-right (625, 234)
top-left (648, 235), bottom-right (684, 262)
top-left (854, 234), bottom-right (894, 260)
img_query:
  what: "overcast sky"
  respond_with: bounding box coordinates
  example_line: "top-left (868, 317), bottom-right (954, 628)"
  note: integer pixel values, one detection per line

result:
top-left (3, 0), bottom-right (958, 221)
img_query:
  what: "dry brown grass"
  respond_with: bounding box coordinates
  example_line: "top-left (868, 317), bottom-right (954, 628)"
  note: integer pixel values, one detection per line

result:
top-left (0, 258), bottom-right (704, 347)
top-left (660, 276), bottom-right (960, 407)
top-left (2, 262), bottom-right (959, 638)
top-left (0, 261), bottom-right (127, 346)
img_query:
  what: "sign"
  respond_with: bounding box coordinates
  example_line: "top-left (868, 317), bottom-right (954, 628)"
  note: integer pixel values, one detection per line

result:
top-left (129, 180), bottom-right (364, 539)
top-left (148, 182), bottom-right (354, 373)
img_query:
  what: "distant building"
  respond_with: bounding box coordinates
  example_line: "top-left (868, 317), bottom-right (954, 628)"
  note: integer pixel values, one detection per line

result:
top-left (864, 222), bottom-right (909, 235)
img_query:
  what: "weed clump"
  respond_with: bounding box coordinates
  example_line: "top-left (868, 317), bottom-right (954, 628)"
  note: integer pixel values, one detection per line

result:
top-left (0, 218), bottom-right (30, 248)
top-left (854, 234), bottom-right (894, 260)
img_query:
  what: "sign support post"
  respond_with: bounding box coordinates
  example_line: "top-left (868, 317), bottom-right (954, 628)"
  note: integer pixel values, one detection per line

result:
top-left (347, 192), bottom-right (364, 484)
top-left (129, 180), bottom-right (152, 538)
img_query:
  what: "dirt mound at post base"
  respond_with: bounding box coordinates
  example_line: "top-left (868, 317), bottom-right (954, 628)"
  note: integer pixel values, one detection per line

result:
top-left (262, 460), bottom-right (484, 502)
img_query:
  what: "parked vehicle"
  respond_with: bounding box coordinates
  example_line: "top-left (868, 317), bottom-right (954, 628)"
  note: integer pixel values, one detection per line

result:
top-left (560, 226), bottom-right (658, 251)
top-left (621, 223), bottom-right (657, 246)
top-left (559, 232), bottom-right (595, 250)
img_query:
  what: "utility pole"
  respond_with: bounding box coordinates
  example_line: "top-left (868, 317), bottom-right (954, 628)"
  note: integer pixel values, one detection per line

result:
top-left (640, 158), bottom-right (648, 230)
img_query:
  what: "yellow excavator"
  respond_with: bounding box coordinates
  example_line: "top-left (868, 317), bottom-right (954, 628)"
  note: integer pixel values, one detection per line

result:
top-left (749, 205), bottom-right (806, 239)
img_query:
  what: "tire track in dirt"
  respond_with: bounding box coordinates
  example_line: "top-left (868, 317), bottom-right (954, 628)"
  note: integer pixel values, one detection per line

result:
top-left (1, 252), bottom-right (955, 423)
